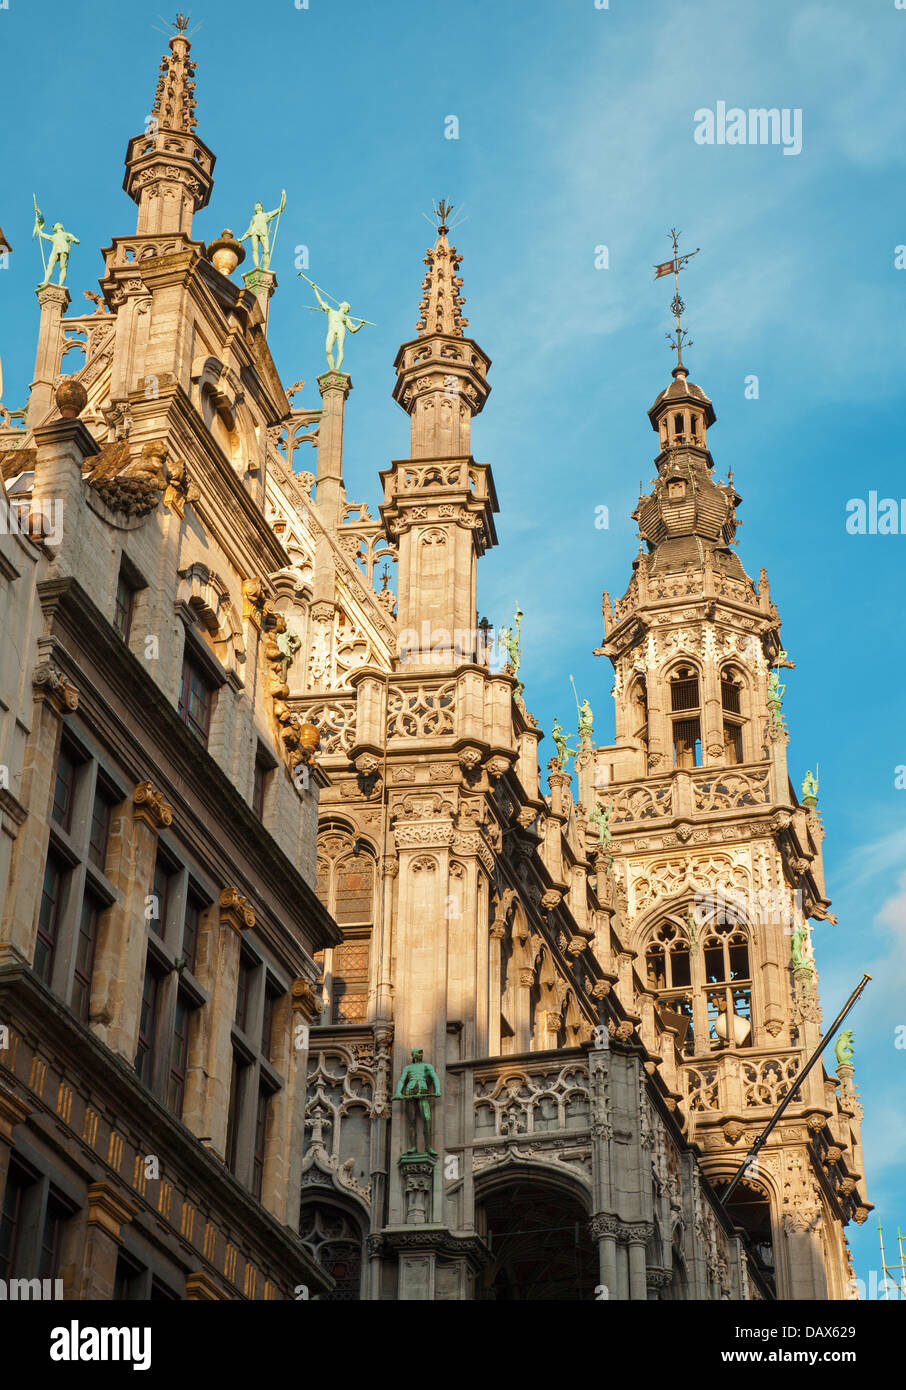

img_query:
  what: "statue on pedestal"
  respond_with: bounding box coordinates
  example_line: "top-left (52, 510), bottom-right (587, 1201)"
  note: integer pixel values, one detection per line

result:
top-left (551, 718), bottom-right (574, 770)
top-left (299, 273), bottom-right (374, 371)
top-left (394, 1047), bottom-right (442, 1156)
top-left (238, 190), bottom-right (286, 270)
top-left (834, 1029), bottom-right (855, 1068)
top-left (33, 198), bottom-right (79, 287)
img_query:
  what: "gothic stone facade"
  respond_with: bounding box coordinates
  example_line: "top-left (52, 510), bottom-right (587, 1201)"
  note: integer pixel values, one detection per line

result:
top-left (0, 28), bottom-right (867, 1302)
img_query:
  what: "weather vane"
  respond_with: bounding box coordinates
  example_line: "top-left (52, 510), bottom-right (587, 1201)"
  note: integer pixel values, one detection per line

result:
top-left (654, 229), bottom-right (700, 369)
top-left (153, 12), bottom-right (203, 37)
top-left (422, 198), bottom-right (468, 236)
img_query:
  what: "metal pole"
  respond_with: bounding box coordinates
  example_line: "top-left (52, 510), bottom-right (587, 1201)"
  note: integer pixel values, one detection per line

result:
top-left (719, 972), bottom-right (871, 1208)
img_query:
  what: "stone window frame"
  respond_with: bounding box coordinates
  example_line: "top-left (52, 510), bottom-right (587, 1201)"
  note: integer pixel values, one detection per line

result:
top-left (226, 940), bottom-right (288, 1195)
top-left (0, 1147), bottom-right (80, 1287)
top-left (138, 830), bottom-right (214, 1121)
top-left (39, 725), bottom-right (124, 1016)
top-left (644, 908), bottom-right (755, 1057)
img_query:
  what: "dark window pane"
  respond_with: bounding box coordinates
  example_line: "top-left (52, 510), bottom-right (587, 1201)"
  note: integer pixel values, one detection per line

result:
top-left (226, 1053), bottom-right (245, 1175)
top-left (114, 572), bottom-right (135, 642)
top-left (235, 955), bottom-right (252, 1031)
top-left (150, 855), bottom-right (170, 939)
top-left (182, 893), bottom-right (201, 973)
top-left (135, 964), bottom-right (159, 1086)
top-left (178, 655), bottom-right (213, 744)
top-left (51, 748), bottom-right (76, 830)
top-left (252, 758), bottom-right (267, 820)
top-left (253, 1088), bottom-right (269, 1199)
top-left (261, 988), bottom-right (275, 1060)
top-left (150, 1276), bottom-right (180, 1300)
top-left (0, 1164), bottom-right (31, 1280)
top-left (721, 678), bottom-right (741, 714)
top-left (114, 1249), bottom-right (144, 1299)
top-left (73, 892), bottom-right (101, 1022)
top-left (36, 857), bottom-right (63, 985)
top-left (168, 995), bottom-right (191, 1117)
top-left (670, 672), bottom-right (700, 712)
top-left (88, 790), bottom-right (112, 869)
top-left (39, 1195), bottom-right (68, 1281)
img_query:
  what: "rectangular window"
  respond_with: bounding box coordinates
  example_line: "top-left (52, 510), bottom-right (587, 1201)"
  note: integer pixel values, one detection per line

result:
top-left (167, 994), bottom-right (191, 1118)
top-left (150, 853), bottom-right (174, 940)
top-left (723, 720), bottom-right (743, 766)
top-left (252, 754), bottom-right (269, 821)
top-left (261, 987), bottom-right (276, 1060)
top-left (672, 717), bottom-right (702, 769)
top-left (670, 677), bottom-right (700, 712)
top-left (181, 891), bottom-right (202, 975)
top-left (235, 954), bottom-right (253, 1032)
top-left (135, 962), bottom-right (160, 1086)
top-left (51, 746), bottom-right (76, 831)
top-left (0, 1163), bottom-right (30, 1280)
top-left (252, 1086), bottom-right (270, 1200)
top-left (721, 678), bottom-right (741, 714)
top-left (178, 652), bottom-right (213, 745)
top-left (113, 570), bottom-right (135, 642)
top-left (225, 1052), bottom-right (246, 1176)
top-left (72, 891), bottom-right (102, 1022)
top-left (113, 1249), bottom-right (144, 1300)
top-left (38, 1193), bottom-right (69, 1281)
top-left (88, 788), bottom-right (113, 869)
top-left (35, 856), bottom-right (64, 986)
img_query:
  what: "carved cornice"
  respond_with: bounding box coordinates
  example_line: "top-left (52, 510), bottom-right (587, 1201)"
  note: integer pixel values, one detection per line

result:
top-left (132, 780), bottom-right (173, 831)
top-left (219, 886), bottom-right (255, 933)
top-left (291, 977), bottom-right (322, 1022)
top-left (32, 661), bottom-right (79, 714)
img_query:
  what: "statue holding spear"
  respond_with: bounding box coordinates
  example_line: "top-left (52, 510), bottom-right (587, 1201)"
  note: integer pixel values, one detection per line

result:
top-left (238, 190), bottom-right (286, 270)
top-left (33, 196), bottom-right (79, 288)
top-left (299, 272), bottom-right (375, 371)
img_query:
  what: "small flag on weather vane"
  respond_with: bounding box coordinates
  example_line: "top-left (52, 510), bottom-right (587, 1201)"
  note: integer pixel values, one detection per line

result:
top-left (654, 259), bottom-right (677, 279)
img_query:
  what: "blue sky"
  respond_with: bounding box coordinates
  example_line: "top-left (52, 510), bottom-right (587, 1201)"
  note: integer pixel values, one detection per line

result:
top-left (1, 0), bottom-right (904, 1289)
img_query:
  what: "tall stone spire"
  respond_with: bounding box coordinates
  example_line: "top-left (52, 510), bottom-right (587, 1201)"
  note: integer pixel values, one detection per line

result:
top-left (122, 16), bottom-right (215, 237)
top-left (392, 201), bottom-right (490, 458)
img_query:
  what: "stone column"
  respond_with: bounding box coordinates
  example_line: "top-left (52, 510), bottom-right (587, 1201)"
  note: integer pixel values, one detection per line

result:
top-left (92, 781), bottom-right (172, 1062)
top-left (626, 1223), bottom-right (652, 1300)
top-left (65, 1183), bottom-right (136, 1301)
top-left (28, 284), bottom-right (70, 428)
top-left (242, 268), bottom-right (277, 334)
top-left (314, 370), bottom-right (351, 533)
top-left (0, 666), bottom-right (77, 968)
top-left (183, 887), bottom-right (254, 1158)
top-left (0, 1087), bottom-right (30, 1195)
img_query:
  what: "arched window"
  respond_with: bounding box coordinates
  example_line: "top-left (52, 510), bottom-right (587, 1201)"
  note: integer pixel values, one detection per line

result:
top-left (315, 828), bottom-right (375, 1024)
top-left (720, 665), bottom-right (745, 766)
top-left (703, 921), bottom-right (752, 1050)
top-left (299, 1202), bottom-right (364, 1300)
top-left (669, 666), bottom-right (702, 769)
top-left (645, 912), bottom-right (754, 1056)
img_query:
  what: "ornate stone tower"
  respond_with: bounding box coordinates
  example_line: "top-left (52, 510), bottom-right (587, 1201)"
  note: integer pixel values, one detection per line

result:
top-left (586, 341), bottom-right (870, 1298)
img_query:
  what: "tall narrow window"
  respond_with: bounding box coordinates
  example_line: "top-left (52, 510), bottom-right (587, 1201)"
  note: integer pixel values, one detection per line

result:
top-left (167, 994), bottom-right (191, 1117)
top-left (35, 856), bottom-right (64, 986)
top-left (252, 1086), bottom-right (270, 1200)
top-left (0, 1163), bottom-right (30, 1280)
top-left (178, 652), bottom-right (213, 745)
top-left (235, 953), bottom-right (253, 1032)
top-left (723, 720), bottom-right (743, 765)
top-left (38, 1194), bottom-right (70, 1281)
top-left (113, 570), bottom-right (136, 642)
top-left (88, 786), bottom-right (113, 869)
top-left (672, 717), bottom-right (702, 769)
top-left (252, 749), bottom-right (272, 820)
top-left (150, 853), bottom-right (173, 939)
top-left (225, 1051), bottom-right (246, 1176)
top-left (135, 962), bottom-right (161, 1086)
top-left (181, 890), bottom-right (202, 974)
top-left (51, 746), bottom-right (77, 831)
top-left (72, 891), bottom-right (102, 1022)
top-left (261, 986), bottom-right (276, 1061)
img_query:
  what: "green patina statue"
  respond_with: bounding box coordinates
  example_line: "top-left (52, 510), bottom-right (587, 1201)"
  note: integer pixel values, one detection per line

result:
top-left (577, 698), bottom-right (594, 748)
top-left (239, 190), bottom-right (286, 270)
top-left (394, 1047), bottom-right (442, 1156)
top-left (767, 670), bottom-right (785, 730)
top-left (801, 768), bottom-right (819, 805)
top-left (551, 718), bottom-right (575, 769)
top-left (312, 282), bottom-right (369, 371)
top-left (834, 1029), bottom-right (855, 1068)
top-left (790, 925), bottom-right (811, 971)
top-left (499, 608), bottom-right (524, 694)
top-left (589, 802), bottom-right (613, 850)
top-left (33, 201), bottom-right (79, 288)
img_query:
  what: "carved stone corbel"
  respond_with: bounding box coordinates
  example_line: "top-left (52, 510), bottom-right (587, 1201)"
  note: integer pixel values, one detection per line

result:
top-left (219, 886), bottom-right (255, 933)
top-left (132, 780), bottom-right (173, 830)
top-left (33, 661), bottom-right (79, 714)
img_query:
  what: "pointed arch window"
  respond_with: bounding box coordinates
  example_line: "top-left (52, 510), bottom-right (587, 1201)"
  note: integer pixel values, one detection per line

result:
top-left (720, 665), bottom-right (745, 766)
top-left (670, 666), bottom-right (702, 768)
top-left (315, 828), bottom-right (375, 1025)
top-left (645, 911), bottom-right (754, 1056)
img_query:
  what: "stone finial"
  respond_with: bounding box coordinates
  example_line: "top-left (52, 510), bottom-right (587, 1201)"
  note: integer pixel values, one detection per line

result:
top-left (55, 378), bottom-right (88, 419)
top-left (219, 887), bottom-right (255, 932)
top-left (132, 780), bottom-right (173, 829)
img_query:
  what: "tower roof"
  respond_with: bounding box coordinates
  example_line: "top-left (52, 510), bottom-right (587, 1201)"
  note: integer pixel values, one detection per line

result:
top-left (415, 200), bottom-right (468, 337)
top-left (648, 365), bottom-right (716, 429)
top-left (150, 25), bottom-right (199, 134)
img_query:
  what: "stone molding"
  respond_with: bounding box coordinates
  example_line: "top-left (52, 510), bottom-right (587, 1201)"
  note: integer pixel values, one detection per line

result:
top-left (219, 887), bottom-right (255, 933)
top-left (132, 780), bottom-right (173, 830)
